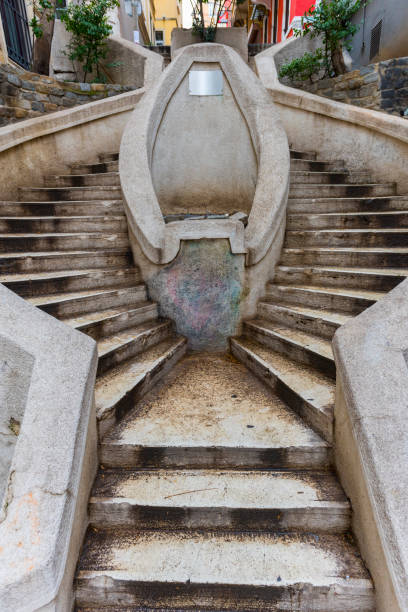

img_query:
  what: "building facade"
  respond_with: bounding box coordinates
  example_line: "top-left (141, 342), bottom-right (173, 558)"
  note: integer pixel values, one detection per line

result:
top-left (350, 0), bottom-right (408, 66)
top-left (243, 0), bottom-right (313, 45)
top-left (153, 0), bottom-right (182, 45)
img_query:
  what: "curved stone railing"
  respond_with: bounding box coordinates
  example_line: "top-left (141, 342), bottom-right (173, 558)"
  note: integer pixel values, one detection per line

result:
top-left (255, 36), bottom-right (408, 612)
top-left (0, 284), bottom-right (97, 611)
top-left (255, 38), bottom-right (408, 192)
top-left (120, 42), bottom-right (290, 267)
top-left (0, 43), bottom-right (163, 200)
top-left (334, 280), bottom-right (408, 612)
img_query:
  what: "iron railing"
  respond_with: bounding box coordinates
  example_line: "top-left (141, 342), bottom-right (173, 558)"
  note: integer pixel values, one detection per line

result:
top-left (0, 0), bottom-right (32, 69)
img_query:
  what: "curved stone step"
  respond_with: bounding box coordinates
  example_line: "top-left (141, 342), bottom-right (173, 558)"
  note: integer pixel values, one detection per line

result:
top-left (96, 319), bottom-right (174, 376)
top-left (0, 248), bottom-right (132, 273)
top-left (290, 149), bottom-right (317, 160)
top-left (0, 232), bottom-right (129, 252)
top-left (287, 195), bottom-right (408, 214)
top-left (44, 171), bottom-right (120, 187)
top-left (28, 284), bottom-right (146, 318)
top-left (70, 160), bottom-right (118, 174)
top-left (243, 319), bottom-right (335, 379)
top-left (285, 228), bottom-right (408, 248)
top-left (290, 171), bottom-right (371, 185)
top-left (64, 301), bottom-right (158, 339)
top-left (257, 300), bottom-right (349, 339)
top-left (281, 246), bottom-right (408, 268)
top-left (0, 199), bottom-right (124, 217)
top-left (0, 215), bottom-right (127, 233)
top-left (287, 210), bottom-right (408, 230)
top-left (100, 353), bottom-right (330, 468)
top-left (18, 185), bottom-right (122, 201)
top-left (289, 182), bottom-right (396, 198)
top-left (99, 151), bottom-right (119, 162)
top-left (265, 282), bottom-right (383, 314)
top-left (275, 264), bottom-right (408, 292)
top-left (89, 468), bottom-right (350, 532)
top-left (231, 336), bottom-right (335, 442)
top-left (290, 158), bottom-right (345, 172)
top-left (0, 267), bottom-right (140, 297)
top-left (96, 335), bottom-right (187, 438)
top-left (75, 529), bottom-right (374, 611)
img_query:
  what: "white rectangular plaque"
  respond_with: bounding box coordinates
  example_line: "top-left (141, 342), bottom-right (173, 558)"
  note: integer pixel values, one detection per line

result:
top-left (189, 70), bottom-right (223, 96)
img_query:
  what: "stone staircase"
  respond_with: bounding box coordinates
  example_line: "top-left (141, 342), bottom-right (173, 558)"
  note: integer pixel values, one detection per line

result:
top-left (68, 148), bottom-right (407, 610)
top-left (0, 151), bottom-right (187, 439)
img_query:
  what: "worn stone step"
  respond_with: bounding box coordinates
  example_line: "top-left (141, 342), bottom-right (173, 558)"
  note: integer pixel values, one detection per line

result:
top-left (100, 353), bottom-right (330, 468)
top-left (290, 171), bottom-right (371, 185)
top-left (0, 232), bottom-right (129, 252)
top-left (289, 183), bottom-right (396, 199)
top-left (70, 160), bottom-right (118, 174)
top-left (287, 195), bottom-right (408, 214)
top-left (97, 319), bottom-right (173, 376)
top-left (0, 267), bottom-right (140, 298)
top-left (18, 186), bottom-right (122, 201)
top-left (287, 210), bottom-right (408, 230)
top-left (64, 301), bottom-right (158, 340)
top-left (0, 248), bottom-right (132, 273)
top-left (285, 228), bottom-right (408, 248)
top-left (75, 529), bottom-right (374, 611)
top-left (290, 158), bottom-right (345, 172)
top-left (0, 199), bottom-right (124, 217)
top-left (230, 337), bottom-right (335, 442)
top-left (44, 172), bottom-right (120, 187)
top-left (257, 300), bottom-right (349, 340)
top-left (96, 336), bottom-right (187, 438)
top-left (275, 264), bottom-right (408, 292)
top-left (28, 285), bottom-right (146, 318)
top-left (265, 282), bottom-right (381, 314)
top-left (281, 246), bottom-right (408, 268)
top-left (290, 149), bottom-right (317, 160)
top-left (243, 319), bottom-right (335, 380)
top-left (99, 151), bottom-right (119, 162)
top-left (0, 215), bottom-right (127, 233)
top-left (89, 468), bottom-right (350, 532)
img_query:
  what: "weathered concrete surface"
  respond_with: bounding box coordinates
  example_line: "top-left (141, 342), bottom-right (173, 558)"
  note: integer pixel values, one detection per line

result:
top-left (255, 37), bottom-right (408, 193)
top-left (334, 277), bottom-right (408, 612)
top-left (0, 284), bottom-right (98, 611)
top-left (152, 61), bottom-right (257, 214)
top-left (120, 42), bottom-right (289, 267)
top-left (0, 89), bottom-right (144, 200)
top-left (50, 28), bottom-right (162, 87)
top-left (171, 27), bottom-right (248, 62)
top-left (148, 239), bottom-right (244, 350)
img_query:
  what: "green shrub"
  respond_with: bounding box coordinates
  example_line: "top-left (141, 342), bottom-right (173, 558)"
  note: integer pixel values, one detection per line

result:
top-left (279, 49), bottom-right (324, 82)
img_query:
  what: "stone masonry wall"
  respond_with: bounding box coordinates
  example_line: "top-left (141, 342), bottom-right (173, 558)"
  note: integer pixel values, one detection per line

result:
top-left (287, 57), bottom-right (408, 117)
top-left (0, 63), bottom-right (134, 127)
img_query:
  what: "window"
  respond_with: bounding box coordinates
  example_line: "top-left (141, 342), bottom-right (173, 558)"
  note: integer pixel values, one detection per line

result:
top-left (370, 19), bottom-right (382, 60)
top-left (155, 30), bottom-right (164, 45)
top-left (284, 0), bottom-right (291, 34)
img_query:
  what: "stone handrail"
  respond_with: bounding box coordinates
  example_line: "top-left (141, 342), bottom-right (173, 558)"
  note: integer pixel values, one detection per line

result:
top-left (255, 38), bottom-right (408, 194)
top-left (120, 42), bottom-right (290, 267)
top-left (333, 280), bottom-right (408, 612)
top-left (0, 284), bottom-right (98, 611)
top-left (255, 36), bottom-right (408, 612)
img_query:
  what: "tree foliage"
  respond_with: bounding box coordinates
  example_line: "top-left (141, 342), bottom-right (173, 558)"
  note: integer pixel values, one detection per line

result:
top-left (280, 0), bottom-right (371, 82)
top-left (190, 0), bottom-right (245, 42)
top-left (279, 49), bottom-right (324, 82)
top-left (60, 0), bottom-right (119, 82)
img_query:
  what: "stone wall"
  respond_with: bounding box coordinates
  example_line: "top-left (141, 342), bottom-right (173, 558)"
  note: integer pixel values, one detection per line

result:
top-left (288, 57), bottom-right (408, 117)
top-left (0, 63), bottom-right (133, 127)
